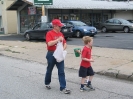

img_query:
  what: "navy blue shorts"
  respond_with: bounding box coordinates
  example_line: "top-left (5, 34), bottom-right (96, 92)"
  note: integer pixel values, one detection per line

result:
top-left (79, 66), bottom-right (95, 77)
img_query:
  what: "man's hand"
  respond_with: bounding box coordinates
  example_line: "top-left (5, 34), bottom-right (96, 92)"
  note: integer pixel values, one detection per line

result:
top-left (48, 36), bottom-right (63, 46)
top-left (57, 36), bottom-right (63, 42)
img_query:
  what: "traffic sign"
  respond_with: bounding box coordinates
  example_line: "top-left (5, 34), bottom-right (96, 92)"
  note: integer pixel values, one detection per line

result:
top-left (34, 0), bottom-right (53, 5)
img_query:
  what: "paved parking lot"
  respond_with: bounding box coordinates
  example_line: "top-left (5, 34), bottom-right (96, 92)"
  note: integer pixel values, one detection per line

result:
top-left (67, 33), bottom-right (133, 50)
top-left (0, 32), bottom-right (133, 50)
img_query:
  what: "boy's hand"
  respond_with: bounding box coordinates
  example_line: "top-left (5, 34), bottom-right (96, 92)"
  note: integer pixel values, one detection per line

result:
top-left (90, 58), bottom-right (94, 62)
top-left (76, 49), bottom-right (81, 54)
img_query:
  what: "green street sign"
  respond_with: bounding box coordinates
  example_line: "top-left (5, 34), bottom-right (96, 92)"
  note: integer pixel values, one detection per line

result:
top-left (34, 0), bottom-right (53, 5)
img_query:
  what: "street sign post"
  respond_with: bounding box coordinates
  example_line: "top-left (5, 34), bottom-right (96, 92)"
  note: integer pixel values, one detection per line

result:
top-left (34, 0), bottom-right (53, 5)
top-left (41, 16), bottom-right (47, 22)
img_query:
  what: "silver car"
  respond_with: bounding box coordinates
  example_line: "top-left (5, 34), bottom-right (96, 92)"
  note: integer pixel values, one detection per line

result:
top-left (99, 18), bottom-right (133, 33)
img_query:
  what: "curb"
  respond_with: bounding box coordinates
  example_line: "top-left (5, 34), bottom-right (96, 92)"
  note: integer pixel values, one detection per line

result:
top-left (96, 71), bottom-right (133, 81)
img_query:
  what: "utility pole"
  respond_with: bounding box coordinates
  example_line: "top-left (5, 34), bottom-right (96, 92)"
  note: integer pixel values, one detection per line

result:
top-left (42, 5), bottom-right (45, 16)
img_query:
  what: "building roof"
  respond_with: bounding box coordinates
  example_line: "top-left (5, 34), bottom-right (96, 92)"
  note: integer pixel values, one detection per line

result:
top-left (7, 0), bottom-right (33, 10)
top-left (8, 0), bottom-right (133, 10)
top-left (43, 0), bottom-right (133, 10)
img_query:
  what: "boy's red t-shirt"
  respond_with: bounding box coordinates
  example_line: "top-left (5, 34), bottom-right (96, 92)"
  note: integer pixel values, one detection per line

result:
top-left (46, 30), bottom-right (66, 51)
top-left (80, 46), bottom-right (91, 68)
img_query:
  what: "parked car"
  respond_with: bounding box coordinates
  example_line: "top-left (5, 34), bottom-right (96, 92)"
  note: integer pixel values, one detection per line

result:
top-left (64, 21), bottom-right (97, 37)
top-left (99, 18), bottom-right (133, 33)
top-left (24, 22), bottom-right (73, 40)
top-left (127, 20), bottom-right (133, 23)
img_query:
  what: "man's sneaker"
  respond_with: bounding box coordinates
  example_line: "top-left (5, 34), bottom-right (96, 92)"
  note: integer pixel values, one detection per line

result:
top-left (80, 87), bottom-right (86, 92)
top-left (86, 84), bottom-right (95, 90)
top-left (45, 85), bottom-right (51, 89)
top-left (60, 88), bottom-right (71, 94)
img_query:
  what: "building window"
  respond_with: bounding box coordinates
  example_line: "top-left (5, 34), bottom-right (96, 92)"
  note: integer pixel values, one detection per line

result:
top-left (20, 5), bottom-right (42, 33)
top-left (0, 16), bottom-right (1, 27)
top-left (49, 9), bottom-right (61, 13)
top-left (49, 14), bottom-right (61, 22)
top-left (81, 13), bottom-right (90, 25)
top-left (20, 16), bottom-right (28, 33)
top-left (62, 14), bottom-right (69, 22)
top-left (70, 14), bottom-right (80, 21)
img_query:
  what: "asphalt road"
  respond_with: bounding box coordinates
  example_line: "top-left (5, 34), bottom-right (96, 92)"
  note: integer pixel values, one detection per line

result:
top-left (67, 33), bottom-right (133, 50)
top-left (0, 32), bottom-right (133, 50)
top-left (0, 56), bottom-right (133, 99)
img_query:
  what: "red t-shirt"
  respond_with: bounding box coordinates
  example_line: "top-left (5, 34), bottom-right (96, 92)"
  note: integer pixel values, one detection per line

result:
top-left (80, 46), bottom-right (92, 68)
top-left (46, 30), bottom-right (66, 51)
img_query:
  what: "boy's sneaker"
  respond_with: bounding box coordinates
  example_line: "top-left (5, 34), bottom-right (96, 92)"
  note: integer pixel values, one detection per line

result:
top-left (84, 80), bottom-right (88, 85)
top-left (80, 87), bottom-right (86, 92)
top-left (86, 84), bottom-right (95, 90)
top-left (45, 85), bottom-right (51, 89)
top-left (60, 88), bottom-right (71, 94)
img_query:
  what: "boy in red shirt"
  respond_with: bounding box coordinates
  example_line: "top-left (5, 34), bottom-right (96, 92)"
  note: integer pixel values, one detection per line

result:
top-left (79, 36), bottom-right (95, 91)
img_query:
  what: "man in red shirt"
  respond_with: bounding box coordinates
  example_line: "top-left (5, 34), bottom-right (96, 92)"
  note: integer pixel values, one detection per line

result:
top-left (44, 19), bottom-right (71, 94)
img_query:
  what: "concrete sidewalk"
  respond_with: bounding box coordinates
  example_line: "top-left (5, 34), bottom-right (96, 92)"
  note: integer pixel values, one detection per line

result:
top-left (0, 40), bottom-right (133, 81)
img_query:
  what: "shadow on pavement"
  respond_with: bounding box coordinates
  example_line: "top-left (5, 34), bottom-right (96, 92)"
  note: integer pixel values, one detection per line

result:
top-left (0, 34), bottom-right (47, 42)
top-left (0, 34), bottom-right (25, 41)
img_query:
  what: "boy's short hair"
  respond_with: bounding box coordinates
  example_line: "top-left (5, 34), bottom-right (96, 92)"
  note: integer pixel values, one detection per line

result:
top-left (82, 36), bottom-right (92, 45)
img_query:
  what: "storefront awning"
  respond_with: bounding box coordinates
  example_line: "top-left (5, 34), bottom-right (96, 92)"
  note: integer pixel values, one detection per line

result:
top-left (7, 0), bottom-right (33, 10)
